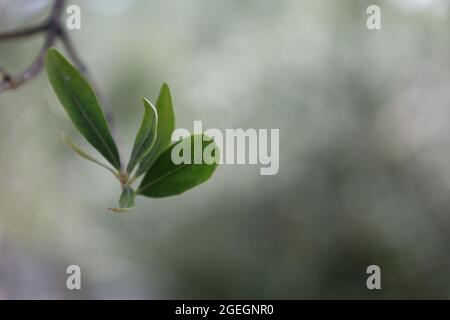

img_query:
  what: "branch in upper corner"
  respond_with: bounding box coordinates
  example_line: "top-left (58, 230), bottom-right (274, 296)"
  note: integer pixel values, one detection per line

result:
top-left (0, 23), bottom-right (49, 41)
top-left (0, 27), bottom-right (59, 93)
top-left (0, 0), bottom-right (66, 92)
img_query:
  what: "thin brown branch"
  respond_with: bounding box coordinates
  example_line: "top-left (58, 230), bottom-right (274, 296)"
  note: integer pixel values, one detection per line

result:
top-left (0, 27), bottom-right (58, 91)
top-left (0, 23), bottom-right (49, 40)
top-left (0, 0), bottom-right (66, 93)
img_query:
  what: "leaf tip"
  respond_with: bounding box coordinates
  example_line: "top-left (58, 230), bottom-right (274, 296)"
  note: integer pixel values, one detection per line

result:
top-left (160, 82), bottom-right (172, 96)
top-left (45, 47), bottom-right (62, 65)
top-left (142, 97), bottom-right (158, 115)
top-left (142, 97), bottom-right (154, 106)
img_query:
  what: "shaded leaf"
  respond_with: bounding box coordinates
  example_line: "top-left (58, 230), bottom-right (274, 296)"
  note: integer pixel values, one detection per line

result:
top-left (138, 134), bottom-right (219, 198)
top-left (61, 132), bottom-right (118, 178)
top-left (108, 186), bottom-right (135, 213)
top-left (126, 98), bottom-right (158, 174)
top-left (135, 83), bottom-right (174, 177)
top-left (119, 186), bottom-right (135, 208)
top-left (45, 48), bottom-right (121, 170)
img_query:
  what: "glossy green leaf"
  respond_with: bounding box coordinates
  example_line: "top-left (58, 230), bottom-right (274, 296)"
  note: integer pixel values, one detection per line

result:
top-left (135, 83), bottom-right (175, 177)
top-left (126, 98), bottom-right (158, 174)
top-left (61, 132), bottom-right (119, 178)
top-left (138, 134), bottom-right (219, 198)
top-left (108, 186), bottom-right (135, 213)
top-left (45, 48), bottom-right (121, 170)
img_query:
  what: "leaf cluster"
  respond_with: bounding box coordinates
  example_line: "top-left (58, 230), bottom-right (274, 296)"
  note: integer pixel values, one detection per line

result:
top-left (45, 48), bottom-right (218, 212)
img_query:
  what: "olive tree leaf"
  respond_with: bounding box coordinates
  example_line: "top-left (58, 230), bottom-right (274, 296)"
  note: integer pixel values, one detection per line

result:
top-left (119, 186), bottom-right (136, 208)
top-left (135, 83), bottom-right (174, 177)
top-left (108, 186), bottom-right (135, 213)
top-left (45, 48), bottom-right (121, 170)
top-left (61, 132), bottom-right (119, 178)
top-left (138, 134), bottom-right (219, 198)
top-left (126, 98), bottom-right (158, 174)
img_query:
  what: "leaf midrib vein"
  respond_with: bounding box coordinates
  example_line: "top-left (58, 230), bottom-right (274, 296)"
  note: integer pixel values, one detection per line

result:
top-left (139, 163), bottom-right (188, 193)
top-left (129, 117), bottom-right (156, 171)
top-left (55, 64), bottom-right (119, 169)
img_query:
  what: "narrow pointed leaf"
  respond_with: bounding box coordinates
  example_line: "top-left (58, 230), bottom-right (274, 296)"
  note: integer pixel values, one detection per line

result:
top-left (135, 83), bottom-right (175, 177)
top-left (61, 132), bottom-right (118, 178)
top-left (126, 98), bottom-right (158, 174)
top-left (138, 134), bottom-right (219, 198)
top-left (108, 186), bottom-right (135, 213)
top-left (45, 48), bottom-right (121, 170)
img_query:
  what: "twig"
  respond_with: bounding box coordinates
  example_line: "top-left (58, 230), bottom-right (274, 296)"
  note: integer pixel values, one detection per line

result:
top-left (0, 23), bottom-right (49, 40)
top-left (0, 0), bottom-right (64, 92)
top-left (0, 25), bottom-right (59, 91)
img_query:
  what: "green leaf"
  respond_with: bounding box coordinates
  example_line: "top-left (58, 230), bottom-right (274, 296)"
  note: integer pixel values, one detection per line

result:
top-left (108, 186), bottom-right (135, 213)
top-left (61, 132), bottom-right (119, 178)
top-left (135, 83), bottom-right (175, 177)
top-left (126, 98), bottom-right (158, 174)
top-left (138, 134), bottom-right (219, 198)
top-left (45, 48), bottom-right (121, 170)
top-left (120, 186), bottom-right (135, 208)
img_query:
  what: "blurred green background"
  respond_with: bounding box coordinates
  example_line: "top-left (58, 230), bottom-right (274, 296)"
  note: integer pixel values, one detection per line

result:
top-left (1, 0), bottom-right (450, 299)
